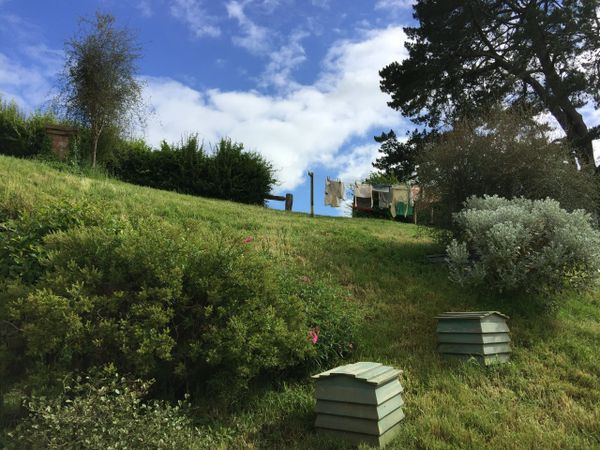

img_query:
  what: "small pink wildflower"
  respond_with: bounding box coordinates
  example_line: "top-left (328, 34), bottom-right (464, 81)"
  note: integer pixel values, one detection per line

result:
top-left (307, 326), bottom-right (320, 344)
top-left (243, 236), bottom-right (254, 244)
top-left (301, 275), bottom-right (312, 284)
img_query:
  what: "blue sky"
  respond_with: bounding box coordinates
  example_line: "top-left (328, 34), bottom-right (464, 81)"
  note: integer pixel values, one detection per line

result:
top-left (1, 1), bottom-right (598, 216)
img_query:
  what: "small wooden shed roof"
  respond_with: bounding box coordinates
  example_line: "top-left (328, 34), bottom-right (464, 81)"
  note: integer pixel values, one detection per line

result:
top-left (435, 311), bottom-right (509, 320)
top-left (312, 362), bottom-right (401, 387)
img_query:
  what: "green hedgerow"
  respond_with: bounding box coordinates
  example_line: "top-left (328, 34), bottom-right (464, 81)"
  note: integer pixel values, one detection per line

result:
top-left (447, 195), bottom-right (600, 295)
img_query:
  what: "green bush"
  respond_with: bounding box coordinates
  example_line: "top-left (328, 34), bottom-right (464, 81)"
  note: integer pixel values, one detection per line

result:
top-left (418, 108), bottom-right (600, 227)
top-left (0, 200), bottom-right (98, 283)
top-left (1, 214), bottom-right (314, 399)
top-left (0, 98), bottom-right (54, 158)
top-left (5, 369), bottom-right (205, 450)
top-left (279, 273), bottom-right (360, 370)
top-left (106, 135), bottom-right (277, 205)
top-left (447, 196), bottom-right (600, 295)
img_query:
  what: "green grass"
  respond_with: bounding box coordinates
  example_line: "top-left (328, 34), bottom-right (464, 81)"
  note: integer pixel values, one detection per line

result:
top-left (1, 155), bottom-right (599, 449)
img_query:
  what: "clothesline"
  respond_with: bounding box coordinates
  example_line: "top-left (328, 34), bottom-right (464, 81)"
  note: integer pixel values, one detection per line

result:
top-left (352, 182), bottom-right (421, 218)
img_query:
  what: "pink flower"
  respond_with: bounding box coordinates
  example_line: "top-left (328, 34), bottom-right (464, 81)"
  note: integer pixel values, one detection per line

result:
top-left (243, 236), bottom-right (254, 244)
top-left (302, 275), bottom-right (311, 283)
top-left (307, 326), bottom-right (320, 344)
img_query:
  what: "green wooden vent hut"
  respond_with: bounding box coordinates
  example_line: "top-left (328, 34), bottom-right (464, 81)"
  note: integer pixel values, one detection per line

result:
top-left (312, 362), bottom-right (404, 447)
top-left (436, 311), bottom-right (511, 365)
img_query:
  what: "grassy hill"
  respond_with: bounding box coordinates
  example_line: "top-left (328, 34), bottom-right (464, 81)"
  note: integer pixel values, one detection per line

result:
top-left (1, 155), bottom-right (599, 449)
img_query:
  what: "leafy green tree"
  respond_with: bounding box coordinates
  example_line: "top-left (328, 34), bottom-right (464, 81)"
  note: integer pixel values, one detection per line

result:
top-left (372, 128), bottom-right (437, 182)
top-left (59, 13), bottom-right (144, 167)
top-left (380, 1), bottom-right (600, 164)
top-left (418, 108), bottom-right (599, 226)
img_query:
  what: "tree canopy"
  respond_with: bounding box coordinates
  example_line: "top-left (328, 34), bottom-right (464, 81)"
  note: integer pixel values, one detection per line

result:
top-left (417, 108), bottom-right (599, 226)
top-left (379, 0), bottom-right (600, 165)
top-left (59, 13), bottom-right (144, 167)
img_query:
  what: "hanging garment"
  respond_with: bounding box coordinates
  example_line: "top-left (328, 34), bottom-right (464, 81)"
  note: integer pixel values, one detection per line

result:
top-left (396, 202), bottom-right (414, 217)
top-left (378, 190), bottom-right (392, 209)
top-left (410, 185), bottom-right (420, 206)
top-left (371, 184), bottom-right (391, 193)
top-left (325, 179), bottom-right (338, 207)
top-left (354, 197), bottom-right (373, 210)
top-left (353, 183), bottom-right (373, 208)
top-left (391, 184), bottom-right (410, 218)
top-left (325, 179), bottom-right (345, 207)
top-left (331, 180), bottom-right (345, 201)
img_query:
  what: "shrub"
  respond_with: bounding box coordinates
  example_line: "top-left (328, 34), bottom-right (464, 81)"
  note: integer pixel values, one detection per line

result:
top-left (279, 273), bottom-right (360, 371)
top-left (0, 200), bottom-right (99, 283)
top-left (0, 99), bottom-right (56, 159)
top-left (107, 135), bottom-right (277, 205)
top-left (418, 108), bottom-right (600, 227)
top-left (2, 215), bottom-right (311, 399)
top-left (447, 196), bottom-right (600, 294)
top-left (5, 369), bottom-right (205, 450)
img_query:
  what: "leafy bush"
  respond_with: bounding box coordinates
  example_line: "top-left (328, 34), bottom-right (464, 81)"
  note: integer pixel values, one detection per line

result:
top-left (107, 135), bottom-right (277, 205)
top-left (279, 273), bottom-right (360, 370)
top-left (0, 98), bottom-right (55, 158)
top-left (418, 108), bottom-right (599, 227)
top-left (6, 370), bottom-right (204, 450)
top-left (2, 209), bottom-right (352, 400)
top-left (0, 200), bottom-right (98, 283)
top-left (447, 196), bottom-right (600, 294)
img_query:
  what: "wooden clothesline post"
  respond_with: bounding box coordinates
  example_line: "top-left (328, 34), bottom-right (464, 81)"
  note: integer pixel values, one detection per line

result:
top-left (308, 171), bottom-right (314, 217)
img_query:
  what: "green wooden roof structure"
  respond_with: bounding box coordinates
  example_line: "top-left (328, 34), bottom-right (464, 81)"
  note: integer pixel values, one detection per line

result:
top-left (312, 362), bottom-right (405, 447)
top-left (436, 311), bottom-right (512, 365)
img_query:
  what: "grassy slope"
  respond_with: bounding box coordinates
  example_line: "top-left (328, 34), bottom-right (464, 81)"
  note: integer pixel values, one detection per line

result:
top-left (1, 155), bottom-right (599, 450)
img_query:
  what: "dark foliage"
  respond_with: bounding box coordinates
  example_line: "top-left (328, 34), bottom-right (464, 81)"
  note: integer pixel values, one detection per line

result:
top-left (107, 135), bottom-right (277, 205)
top-left (372, 128), bottom-right (437, 182)
top-left (0, 99), bottom-right (54, 158)
top-left (418, 108), bottom-right (600, 227)
top-left (380, 0), bottom-right (600, 164)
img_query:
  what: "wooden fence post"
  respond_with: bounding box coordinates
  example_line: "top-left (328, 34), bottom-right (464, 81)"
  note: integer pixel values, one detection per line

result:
top-left (308, 171), bottom-right (314, 217)
top-left (285, 193), bottom-right (293, 211)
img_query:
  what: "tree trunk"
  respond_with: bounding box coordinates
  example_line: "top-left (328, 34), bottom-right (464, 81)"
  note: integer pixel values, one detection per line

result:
top-left (92, 131), bottom-right (99, 168)
top-left (560, 106), bottom-right (594, 165)
top-left (524, 10), bottom-right (595, 165)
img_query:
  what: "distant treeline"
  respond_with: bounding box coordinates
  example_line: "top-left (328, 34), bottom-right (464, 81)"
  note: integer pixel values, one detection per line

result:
top-left (0, 98), bottom-right (277, 205)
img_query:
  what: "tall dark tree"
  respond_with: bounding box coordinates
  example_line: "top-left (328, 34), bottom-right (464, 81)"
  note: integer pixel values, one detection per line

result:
top-left (379, 0), bottom-right (600, 165)
top-left (59, 13), bottom-right (144, 167)
top-left (372, 129), bottom-right (436, 181)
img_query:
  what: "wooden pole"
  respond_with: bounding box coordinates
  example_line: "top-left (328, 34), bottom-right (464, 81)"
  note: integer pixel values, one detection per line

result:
top-left (285, 193), bottom-right (293, 211)
top-left (308, 171), bottom-right (314, 217)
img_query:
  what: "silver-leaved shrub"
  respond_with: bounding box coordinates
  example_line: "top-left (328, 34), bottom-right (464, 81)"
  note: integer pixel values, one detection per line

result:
top-left (447, 196), bottom-right (600, 294)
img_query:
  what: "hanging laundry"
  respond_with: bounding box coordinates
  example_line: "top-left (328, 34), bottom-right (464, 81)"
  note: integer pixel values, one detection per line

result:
top-left (325, 179), bottom-right (345, 207)
top-left (396, 201), bottom-right (414, 218)
top-left (353, 183), bottom-right (373, 209)
top-left (371, 184), bottom-right (390, 193)
top-left (390, 184), bottom-right (410, 218)
top-left (410, 185), bottom-right (420, 206)
top-left (378, 190), bottom-right (392, 209)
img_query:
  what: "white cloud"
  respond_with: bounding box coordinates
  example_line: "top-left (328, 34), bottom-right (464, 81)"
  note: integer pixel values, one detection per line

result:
top-left (138, 0), bottom-right (153, 17)
top-left (0, 50), bottom-right (60, 110)
top-left (375, 0), bottom-right (414, 9)
top-left (170, 0), bottom-right (221, 38)
top-left (226, 0), bottom-right (270, 54)
top-left (142, 26), bottom-right (409, 190)
top-left (260, 29), bottom-right (308, 89)
top-left (311, 0), bottom-right (331, 8)
top-left (334, 143), bottom-right (380, 183)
